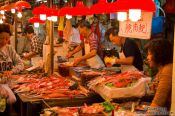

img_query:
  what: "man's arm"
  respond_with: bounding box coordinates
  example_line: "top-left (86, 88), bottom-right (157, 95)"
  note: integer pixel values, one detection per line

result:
top-left (67, 45), bottom-right (82, 58)
top-left (9, 46), bottom-right (24, 74)
top-left (23, 51), bottom-right (37, 59)
top-left (115, 56), bottom-right (134, 65)
top-left (73, 49), bottom-right (96, 66)
top-left (79, 49), bottom-right (96, 61)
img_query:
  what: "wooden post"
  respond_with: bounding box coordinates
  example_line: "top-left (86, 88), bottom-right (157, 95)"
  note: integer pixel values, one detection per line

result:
top-left (14, 13), bottom-right (17, 51)
top-left (171, 23), bottom-right (175, 113)
top-left (49, 0), bottom-right (54, 75)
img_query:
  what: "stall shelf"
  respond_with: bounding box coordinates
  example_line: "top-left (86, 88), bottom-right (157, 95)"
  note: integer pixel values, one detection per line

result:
top-left (15, 92), bottom-right (104, 116)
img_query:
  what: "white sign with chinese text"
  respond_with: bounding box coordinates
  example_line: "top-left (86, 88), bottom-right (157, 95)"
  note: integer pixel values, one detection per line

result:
top-left (119, 12), bottom-right (153, 39)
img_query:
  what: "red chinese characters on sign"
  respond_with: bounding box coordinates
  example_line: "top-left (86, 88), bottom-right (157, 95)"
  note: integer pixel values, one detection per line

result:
top-left (119, 12), bottom-right (153, 39)
top-left (125, 22), bottom-right (147, 34)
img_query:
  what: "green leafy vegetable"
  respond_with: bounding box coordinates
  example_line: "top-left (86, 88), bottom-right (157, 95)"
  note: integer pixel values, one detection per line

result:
top-left (101, 101), bottom-right (114, 113)
top-left (105, 83), bottom-right (114, 87)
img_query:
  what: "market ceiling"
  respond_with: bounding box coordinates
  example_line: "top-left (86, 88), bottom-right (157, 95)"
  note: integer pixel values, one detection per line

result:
top-left (0, 0), bottom-right (69, 8)
top-left (0, 0), bottom-right (116, 7)
top-left (0, 0), bottom-right (16, 6)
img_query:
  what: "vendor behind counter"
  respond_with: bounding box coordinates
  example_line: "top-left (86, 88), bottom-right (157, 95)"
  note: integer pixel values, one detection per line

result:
top-left (104, 27), bottom-right (143, 71)
top-left (66, 20), bottom-right (105, 69)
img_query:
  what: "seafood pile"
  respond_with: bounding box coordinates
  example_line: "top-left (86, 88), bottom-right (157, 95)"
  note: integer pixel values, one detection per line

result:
top-left (9, 74), bottom-right (88, 99)
top-left (88, 71), bottom-right (145, 88)
top-left (88, 71), bottom-right (151, 100)
top-left (41, 101), bottom-right (149, 116)
top-left (41, 101), bottom-right (116, 116)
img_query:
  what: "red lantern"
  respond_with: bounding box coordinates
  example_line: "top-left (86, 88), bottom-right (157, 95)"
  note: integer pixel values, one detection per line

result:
top-left (32, 4), bottom-right (48, 21)
top-left (15, 1), bottom-right (31, 9)
top-left (32, 4), bottom-right (48, 15)
top-left (46, 8), bottom-right (58, 22)
top-left (90, 0), bottom-right (112, 14)
top-left (28, 16), bottom-right (45, 23)
top-left (111, 0), bottom-right (156, 12)
top-left (29, 16), bottom-right (45, 28)
top-left (1, 4), bottom-right (11, 11)
top-left (46, 8), bottom-right (58, 17)
top-left (58, 6), bottom-right (72, 16)
top-left (71, 1), bottom-right (91, 16)
top-left (0, 7), bottom-right (5, 13)
top-left (9, 3), bottom-right (16, 13)
top-left (8, 3), bottom-right (17, 9)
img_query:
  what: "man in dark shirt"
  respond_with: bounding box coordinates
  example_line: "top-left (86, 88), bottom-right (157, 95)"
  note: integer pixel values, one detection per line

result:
top-left (105, 27), bottom-right (143, 71)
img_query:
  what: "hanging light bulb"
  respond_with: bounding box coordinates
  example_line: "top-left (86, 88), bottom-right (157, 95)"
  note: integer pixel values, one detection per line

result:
top-left (117, 12), bottom-right (127, 22)
top-left (51, 16), bottom-right (57, 22)
top-left (2, 15), bottom-right (5, 19)
top-left (11, 9), bottom-right (16, 14)
top-left (40, 14), bottom-right (46, 21)
top-left (34, 22), bottom-right (39, 28)
top-left (0, 10), bottom-right (5, 15)
top-left (0, 19), bottom-right (3, 24)
top-left (17, 11), bottom-right (22, 18)
top-left (129, 9), bottom-right (141, 22)
top-left (47, 16), bottom-right (51, 21)
top-left (66, 15), bottom-right (72, 19)
top-left (48, 8), bottom-right (58, 22)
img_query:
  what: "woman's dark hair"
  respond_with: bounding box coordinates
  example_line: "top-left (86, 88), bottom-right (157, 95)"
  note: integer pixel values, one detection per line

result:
top-left (105, 27), bottom-right (119, 41)
top-left (24, 26), bottom-right (34, 34)
top-left (78, 20), bottom-right (91, 29)
top-left (0, 24), bottom-right (12, 35)
top-left (146, 39), bottom-right (173, 66)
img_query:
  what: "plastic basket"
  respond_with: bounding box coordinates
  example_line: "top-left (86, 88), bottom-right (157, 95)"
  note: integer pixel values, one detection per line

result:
top-left (151, 6), bottom-right (165, 35)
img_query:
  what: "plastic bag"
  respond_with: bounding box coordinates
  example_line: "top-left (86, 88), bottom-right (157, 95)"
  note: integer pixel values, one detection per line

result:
top-left (0, 84), bottom-right (16, 104)
top-left (0, 98), bottom-right (6, 112)
top-left (90, 78), bottom-right (151, 101)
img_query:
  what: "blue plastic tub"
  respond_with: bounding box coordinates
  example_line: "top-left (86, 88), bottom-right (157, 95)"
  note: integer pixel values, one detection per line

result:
top-left (152, 16), bottom-right (164, 34)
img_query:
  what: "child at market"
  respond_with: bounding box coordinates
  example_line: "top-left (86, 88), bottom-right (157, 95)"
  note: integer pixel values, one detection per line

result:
top-left (146, 39), bottom-right (172, 115)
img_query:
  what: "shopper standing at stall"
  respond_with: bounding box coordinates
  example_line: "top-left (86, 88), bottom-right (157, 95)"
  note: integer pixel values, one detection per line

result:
top-left (0, 23), bottom-right (23, 115)
top-left (146, 39), bottom-right (172, 115)
top-left (67, 20), bottom-right (105, 68)
top-left (105, 27), bottom-right (143, 71)
top-left (0, 24), bottom-right (24, 75)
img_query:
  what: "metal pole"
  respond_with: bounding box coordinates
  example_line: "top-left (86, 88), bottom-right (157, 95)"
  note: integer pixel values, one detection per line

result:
top-left (49, 0), bottom-right (54, 74)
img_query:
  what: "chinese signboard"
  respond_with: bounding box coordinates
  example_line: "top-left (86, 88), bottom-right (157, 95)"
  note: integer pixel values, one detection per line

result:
top-left (119, 12), bottom-right (153, 39)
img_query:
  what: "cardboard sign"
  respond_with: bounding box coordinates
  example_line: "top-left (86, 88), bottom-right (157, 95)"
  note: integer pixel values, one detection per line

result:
top-left (119, 12), bottom-right (153, 39)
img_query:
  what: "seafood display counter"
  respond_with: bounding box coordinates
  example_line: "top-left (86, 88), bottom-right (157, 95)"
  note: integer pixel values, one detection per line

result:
top-left (8, 73), bottom-right (103, 116)
top-left (16, 92), bottom-right (103, 116)
top-left (3, 65), bottom-right (154, 116)
top-left (16, 94), bottom-right (42, 116)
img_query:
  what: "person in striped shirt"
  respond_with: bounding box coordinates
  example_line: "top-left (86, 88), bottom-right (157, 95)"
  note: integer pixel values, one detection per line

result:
top-left (67, 20), bottom-right (104, 68)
